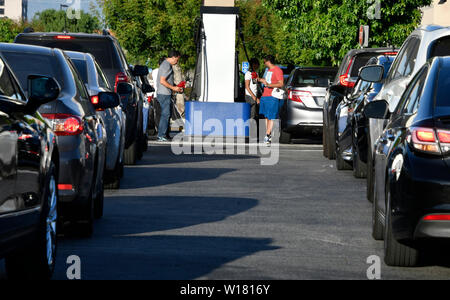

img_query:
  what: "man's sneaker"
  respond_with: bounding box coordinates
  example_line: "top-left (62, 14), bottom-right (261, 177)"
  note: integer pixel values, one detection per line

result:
top-left (264, 135), bottom-right (271, 145)
top-left (157, 137), bottom-right (169, 142)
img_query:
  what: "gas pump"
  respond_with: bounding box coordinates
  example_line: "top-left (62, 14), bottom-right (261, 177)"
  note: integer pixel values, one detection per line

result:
top-left (186, 0), bottom-right (251, 138)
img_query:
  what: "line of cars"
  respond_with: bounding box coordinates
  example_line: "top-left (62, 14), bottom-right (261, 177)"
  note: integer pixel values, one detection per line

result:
top-left (0, 30), bottom-right (153, 279)
top-left (323, 25), bottom-right (450, 267)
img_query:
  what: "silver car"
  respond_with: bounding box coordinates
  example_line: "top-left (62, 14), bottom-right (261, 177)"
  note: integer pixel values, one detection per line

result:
top-left (281, 67), bottom-right (338, 143)
top-left (369, 25), bottom-right (450, 154)
top-left (66, 51), bottom-right (126, 189)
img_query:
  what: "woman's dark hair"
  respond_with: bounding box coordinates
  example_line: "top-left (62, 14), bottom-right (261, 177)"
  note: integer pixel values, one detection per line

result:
top-left (168, 50), bottom-right (181, 58)
top-left (264, 55), bottom-right (276, 64)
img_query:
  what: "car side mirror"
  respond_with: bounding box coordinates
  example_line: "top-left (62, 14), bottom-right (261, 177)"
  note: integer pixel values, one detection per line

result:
top-left (28, 75), bottom-right (60, 105)
top-left (116, 82), bottom-right (133, 95)
top-left (92, 92), bottom-right (120, 110)
top-left (132, 65), bottom-right (149, 77)
top-left (364, 100), bottom-right (390, 119)
top-left (142, 83), bottom-right (154, 94)
top-left (359, 65), bottom-right (384, 83)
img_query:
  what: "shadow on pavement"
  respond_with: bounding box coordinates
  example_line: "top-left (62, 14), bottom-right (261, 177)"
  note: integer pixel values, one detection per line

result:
top-left (119, 167), bottom-right (236, 190)
top-left (53, 195), bottom-right (278, 279)
top-left (54, 235), bottom-right (279, 280)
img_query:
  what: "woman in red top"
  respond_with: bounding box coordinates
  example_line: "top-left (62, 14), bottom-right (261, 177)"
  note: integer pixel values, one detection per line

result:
top-left (257, 55), bottom-right (284, 145)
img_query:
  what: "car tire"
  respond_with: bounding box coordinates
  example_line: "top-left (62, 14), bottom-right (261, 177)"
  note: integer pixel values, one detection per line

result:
top-left (323, 125), bottom-right (329, 158)
top-left (5, 163), bottom-right (58, 280)
top-left (372, 177), bottom-right (384, 241)
top-left (280, 130), bottom-right (291, 144)
top-left (335, 140), bottom-right (352, 170)
top-left (327, 125), bottom-right (336, 160)
top-left (104, 159), bottom-right (121, 190)
top-left (353, 148), bottom-right (367, 178)
top-left (367, 147), bottom-right (375, 203)
top-left (124, 140), bottom-right (137, 165)
top-left (384, 188), bottom-right (420, 267)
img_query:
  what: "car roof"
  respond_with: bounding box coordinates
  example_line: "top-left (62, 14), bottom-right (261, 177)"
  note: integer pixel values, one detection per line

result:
top-left (345, 47), bottom-right (397, 57)
top-left (64, 50), bottom-right (92, 61)
top-left (295, 66), bottom-right (338, 71)
top-left (417, 25), bottom-right (450, 32)
top-left (0, 42), bottom-right (57, 55)
top-left (16, 32), bottom-right (116, 41)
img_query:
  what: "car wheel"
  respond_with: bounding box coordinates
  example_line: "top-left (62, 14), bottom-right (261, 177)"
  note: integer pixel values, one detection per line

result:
top-left (5, 163), bottom-right (58, 280)
top-left (94, 176), bottom-right (104, 220)
top-left (335, 141), bottom-right (352, 170)
top-left (372, 177), bottom-right (384, 240)
top-left (353, 146), bottom-right (367, 178)
top-left (367, 147), bottom-right (375, 203)
top-left (124, 140), bottom-right (137, 165)
top-left (323, 125), bottom-right (329, 158)
top-left (384, 188), bottom-right (419, 267)
top-left (280, 130), bottom-right (291, 144)
top-left (104, 159), bottom-right (121, 190)
top-left (327, 125), bottom-right (336, 160)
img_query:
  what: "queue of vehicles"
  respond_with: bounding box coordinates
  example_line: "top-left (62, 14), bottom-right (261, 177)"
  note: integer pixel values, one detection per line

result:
top-left (323, 25), bottom-right (450, 267)
top-left (0, 30), bottom-right (153, 279)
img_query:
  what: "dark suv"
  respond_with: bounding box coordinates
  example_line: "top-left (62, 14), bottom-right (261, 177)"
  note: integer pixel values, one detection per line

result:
top-left (15, 32), bottom-right (149, 165)
top-left (0, 53), bottom-right (60, 279)
top-left (322, 47), bottom-right (398, 159)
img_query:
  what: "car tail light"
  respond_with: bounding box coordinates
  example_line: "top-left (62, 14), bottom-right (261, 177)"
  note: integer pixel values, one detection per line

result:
top-left (407, 127), bottom-right (450, 155)
top-left (58, 184), bottom-right (73, 190)
top-left (288, 90), bottom-right (313, 105)
top-left (383, 52), bottom-right (398, 56)
top-left (339, 58), bottom-right (356, 88)
top-left (54, 35), bottom-right (73, 40)
top-left (423, 214), bottom-right (450, 221)
top-left (91, 95), bottom-right (99, 105)
top-left (41, 114), bottom-right (84, 136)
top-left (114, 72), bottom-right (130, 92)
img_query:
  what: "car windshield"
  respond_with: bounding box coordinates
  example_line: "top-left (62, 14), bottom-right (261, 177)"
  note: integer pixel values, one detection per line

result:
top-left (72, 59), bottom-right (89, 83)
top-left (1, 51), bottom-right (64, 92)
top-left (293, 69), bottom-right (336, 87)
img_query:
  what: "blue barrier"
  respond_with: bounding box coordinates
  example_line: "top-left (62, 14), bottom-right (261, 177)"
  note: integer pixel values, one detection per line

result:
top-left (185, 101), bottom-right (251, 137)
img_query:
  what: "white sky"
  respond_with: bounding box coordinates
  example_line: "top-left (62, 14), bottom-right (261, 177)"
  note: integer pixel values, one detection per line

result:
top-left (28, 0), bottom-right (101, 20)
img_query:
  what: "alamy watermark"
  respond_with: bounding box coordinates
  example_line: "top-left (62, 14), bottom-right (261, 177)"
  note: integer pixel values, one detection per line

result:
top-left (366, 255), bottom-right (381, 280)
top-left (65, 0), bottom-right (81, 20)
top-left (170, 112), bottom-right (280, 166)
top-left (367, 0), bottom-right (381, 20)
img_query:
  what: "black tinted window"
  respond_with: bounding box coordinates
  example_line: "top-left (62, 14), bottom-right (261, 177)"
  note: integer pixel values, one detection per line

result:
top-left (350, 54), bottom-right (378, 77)
top-left (18, 38), bottom-right (121, 71)
top-left (72, 59), bottom-right (88, 83)
top-left (436, 66), bottom-right (450, 107)
top-left (293, 69), bottom-right (336, 87)
top-left (429, 37), bottom-right (450, 58)
top-left (0, 59), bottom-right (23, 100)
top-left (1, 52), bottom-right (64, 93)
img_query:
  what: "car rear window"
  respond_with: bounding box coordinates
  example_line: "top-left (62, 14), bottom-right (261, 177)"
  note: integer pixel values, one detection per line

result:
top-left (1, 51), bottom-right (64, 92)
top-left (436, 66), bottom-right (450, 108)
top-left (350, 53), bottom-right (378, 77)
top-left (16, 37), bottom-right (121, 71)
top-left (293, 69), bottom-right (337, 87)
top-left (72, 59), bottom-right (88, 83)
top-left (429, 36), bottom-right (450, 58)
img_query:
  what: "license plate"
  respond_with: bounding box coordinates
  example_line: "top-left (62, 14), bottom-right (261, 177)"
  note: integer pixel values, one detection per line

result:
top-left (316, 97), bottom-right (325, 106)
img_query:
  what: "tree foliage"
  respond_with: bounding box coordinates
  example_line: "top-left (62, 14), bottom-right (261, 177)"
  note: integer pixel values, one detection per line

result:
top-left (262, 0), bottom-right (433, 66)
top-left (100, 0), bottom-right (202, 69)
top-left (31, 9), bottom-right (101, 33)
top-left (0, 18), bottom-right (25, 43)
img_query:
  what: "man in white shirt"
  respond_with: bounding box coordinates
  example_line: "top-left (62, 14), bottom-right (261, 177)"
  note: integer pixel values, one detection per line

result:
top-left (244, 58), bottom-right (261, 120)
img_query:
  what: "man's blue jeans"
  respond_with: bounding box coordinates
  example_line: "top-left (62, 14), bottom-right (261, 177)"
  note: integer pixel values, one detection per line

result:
top-left (157, 94), bottom-right (172, 138)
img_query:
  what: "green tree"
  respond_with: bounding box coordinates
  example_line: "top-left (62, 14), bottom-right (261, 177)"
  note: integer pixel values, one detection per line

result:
top-left (0, 18), bottom-right (25, 43)
top-left (31, 9), bottom-right (100, 33)
top-left (100, 0), bottom-right (201, 69)
top-left (263, 0), bottom-right (433, 66)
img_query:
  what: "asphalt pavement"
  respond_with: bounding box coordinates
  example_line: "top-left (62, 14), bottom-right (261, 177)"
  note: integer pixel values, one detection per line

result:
top-left (1, 137), bottom-right (450, 280)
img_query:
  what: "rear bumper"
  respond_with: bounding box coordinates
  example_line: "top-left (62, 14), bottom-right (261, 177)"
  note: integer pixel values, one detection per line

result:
top-left (284, 104), bottom-right (323, 132)
top-left (390, 151), bottom-right (450, 241)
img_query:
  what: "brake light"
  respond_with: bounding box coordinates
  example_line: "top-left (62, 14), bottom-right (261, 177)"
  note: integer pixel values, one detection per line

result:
top-left (114, 72), bottom-right (130, 92)
top-left (41, 114), bottom-right (84, 136)
top-left (339, 58), bottom-right (355, 88)
top-left (91, 95), bottom-right (99, 105)
top-left (54, 35), bottom-right (73, 40)
top-left (383, 52), bottom-right (398, 56)
top-left (58, 184), bottom-right (73, 190)
top-left (288, 90), bottom-right (313, 105)
top-left (423, 214), bottom-right (450, 221)
top-left (407, 127), bottom-right (450, 154)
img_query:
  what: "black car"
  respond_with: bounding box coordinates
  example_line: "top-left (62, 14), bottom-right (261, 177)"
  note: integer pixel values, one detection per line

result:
top-left (323, 47), bottom-right (398, 159)
top-left (366, 56), bottom-right (450, 267)
top-left (15, 31), bottom-right (149, 165)
top-left (0, 43), bottom-right (118, 236)
top-left (334, 55), bottom-right (396, 174)
top-left (0, 54), bottom-right (60, 279)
